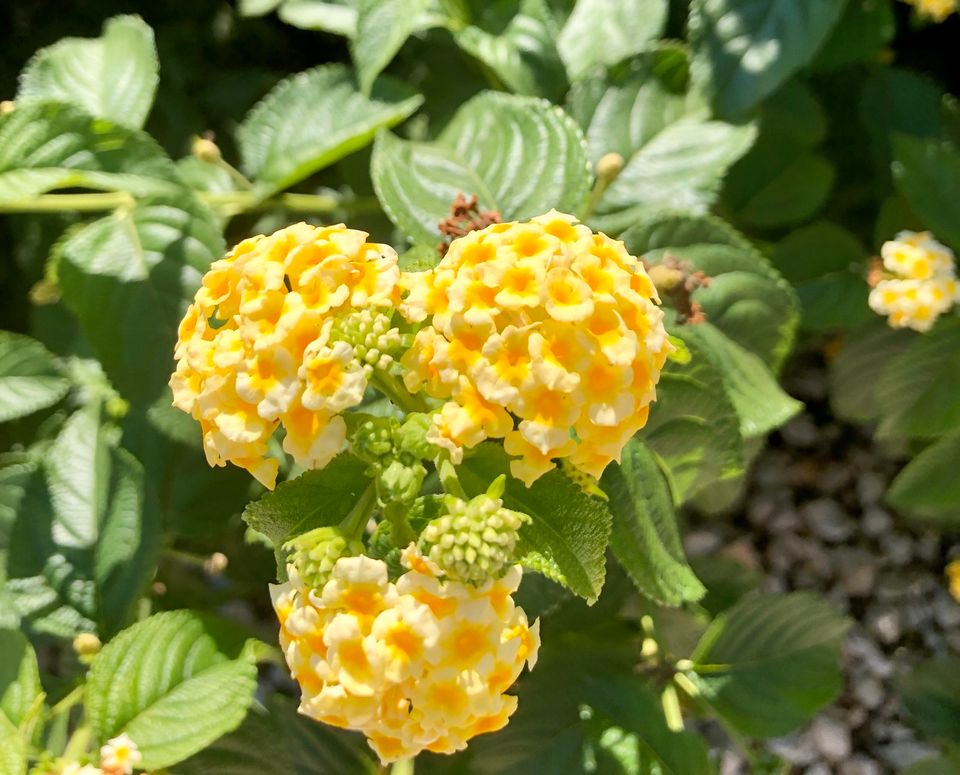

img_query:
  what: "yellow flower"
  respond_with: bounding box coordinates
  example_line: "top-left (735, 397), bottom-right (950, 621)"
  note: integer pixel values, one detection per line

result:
top-left (170, 223), bottom-right (401, 488)
top-left (271, 548), bottom-right (539, 764)
top-left (947, 559), bottom-right (960, 602)
top-left (399, 211), bottom-right (672, 484)
top-left (903, 0), bottom-right (957, 21)
top-left (99, 733), bottom-right (141, 775)
top-left (870, 231), bottom-right (959, 332)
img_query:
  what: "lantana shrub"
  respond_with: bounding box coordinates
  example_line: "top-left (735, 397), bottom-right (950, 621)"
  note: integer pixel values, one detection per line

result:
top-left (0, 1), bottom-right (958, 773)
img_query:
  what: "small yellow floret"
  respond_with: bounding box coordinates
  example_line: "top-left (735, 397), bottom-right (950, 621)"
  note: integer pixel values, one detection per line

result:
top-left (902, 0), bottom-right (957, 21)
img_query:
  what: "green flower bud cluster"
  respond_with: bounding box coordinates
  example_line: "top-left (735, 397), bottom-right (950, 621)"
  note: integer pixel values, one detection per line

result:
top-left (420, 481), bottom-right (529, 584)
top-left (330, 309), bottom-right (401, 372)
top-left (284, 526), bottom-right (363, 589)
top-left (351, 414), bottom-right (433, 506)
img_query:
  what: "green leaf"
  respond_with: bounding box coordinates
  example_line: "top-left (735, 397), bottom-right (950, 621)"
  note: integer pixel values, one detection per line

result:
top-left (887, 429), bottom-right (960, 523)
top-left (0, 714), bottom-right (25, 775)
top-left (0, 332), bottom-right (69, 424)
top-left (874, 318), bottom-right (960, 440)
top-left (85, 610), bottom-right (258, 770)
top-left (373, 91), bottom-right (590, 244)
top-left (459, 444), bottom-right (611, 604)
top-left (689, 592), bottom-right (850, 738)
top-left (900, 658), bottom-right (960, 745)
top-left (601, 440), bottom-right (704, 607)
top-left (0, 630), bottom-right (41, 728)
top-left (352, 0), bottom-right (429, 95)
top-left (241, 454), bottom-right (373, 545)
top-left (557, 0), bottom-right (668, 81)
top-left (238, 64), bottom-right (422, 196)
top-left (638, 334), bottom-right (744, 503)
top-left (814, 0), bottom-right (895, 71)
top-left (892, 135), bottom-right (960, 251)
top-left (901, 755), bottom-right (960, 775)
top-left (57, 195), bottom-right (225, 407)
top-left (689, 0), bottom-right (845, 118)
top-left (17, 15), bottom-right (158, 129)
top-left (682, 324), bottom-right (802, 438)
top-left (276, 1), bottom-right (358, 35)
top-left (621, 215), bottom-right (798, 369)
top-left (455, 0), bottom-right (567, 101)
top-left (772, 221), bottom-right (865, 284)
top-left (0, 102), bottom-right (182, 201)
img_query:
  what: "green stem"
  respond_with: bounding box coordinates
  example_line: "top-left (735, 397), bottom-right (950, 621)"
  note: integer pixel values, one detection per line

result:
top-left (49, 685), bottom-right (84, 718)
top-left (390, 758), bottom-right (415, 775)
top-left (0, 191), bottom-right (135, 212)
top-left (385, 502), bottom-right (416, 547)
top-left (339, 480), bottom-right (379, 541)
top-left (371, 371), bottom-right (430, 414)
top-left (62, 725), bottom-right (91, 762)
top-left (437, 458), bottom-right (466, 499)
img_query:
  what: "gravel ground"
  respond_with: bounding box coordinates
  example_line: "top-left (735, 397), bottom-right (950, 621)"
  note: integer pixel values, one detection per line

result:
top-left (684, 356), bottom-right (960, 775)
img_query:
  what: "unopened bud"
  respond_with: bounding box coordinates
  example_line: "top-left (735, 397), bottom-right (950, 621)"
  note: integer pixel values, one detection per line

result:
top-left (73, 632), bottom-right (101, 658)
top-left (0, 100), bottom-right (15, 115)
top-left (647, 264), bottom-right (685, 293)
top-left (29, 278), bottom-right (61, 306)
top-left (192, 136), bottom-right (222, 163)
top-left (105, 396), bottom-right (129, 419)
top-left (285, 526), bottom-right (363, 589)
top-left (204, 551), bottom-right (229, 575)
top-left (595, 152), bottom-right (624, 182)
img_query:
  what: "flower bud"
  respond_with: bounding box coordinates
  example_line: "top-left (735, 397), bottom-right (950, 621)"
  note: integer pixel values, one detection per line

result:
top-left (191, 135), bottom-right (222, 163)
top-left (284, 526), bottom-right (363, 589)
top-left (595, 151), bottom-right (625, 182)
top-left (73, 632), bottom-right (101, 658)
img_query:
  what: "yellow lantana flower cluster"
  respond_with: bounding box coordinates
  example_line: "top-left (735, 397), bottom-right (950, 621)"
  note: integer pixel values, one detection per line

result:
top-left (869, 231), bottom-right (960, 332)
top-left (399, 211), bottom-right (672, 484)
top-left (271, 546), bottom-right (539, 764)
top-left (55, 734), bottom-right (142, 775)
top-left (170, 223), bottom-right (401, 488)
top-left (903, 0), bottom-right (957, 21)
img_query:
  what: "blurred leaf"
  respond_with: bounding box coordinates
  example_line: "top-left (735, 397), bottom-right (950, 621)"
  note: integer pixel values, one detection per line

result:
top-left (887, 429), bottom-right (960, 523)
top-left (621, 215), bottom-right (798, 369)
top-left (814, 0), bottom-right (895, 71)
top-left (892, 135), bottom-right (960, 251)
top-left (682, 324), bottom-right (802, 438)
top-left (829, 323), bottom-right (913, 424)
top-left (900, 657), bottom-right (960, 745)
top-left (0, 332), bottom-right (69, 424)
top-left (601, 440), bottom-right (704, 607)
top-left (0, 102), bottom-right (181, 201)
top-left (86, 610), bottom-right (257, 769)
top-left (58, 195), bottom-right (224, 407)
top-left (456, 0), bottom-right (566, 101)
top-left (0, 714), bottom-right (25, 775)
top-left (0, 629), bottom-right (41, 728)
top-left (241, 454), bottom-right (373, 545)
top-left (901, 755), bottom-right (960, 775)
top-left (691, 554), bottom-right (762, 616)
top-left (689, 0), bottom-right (845, 118)
top-left (238, 64), bottom-right (422, 197)
top-left (459, 444), bottom-right (611, 604)
top-left (638, 334), bottom-right (744, 504)
top-left (352, 0), bottom-right (433, 95)
top-left (796, 274), bottom-right (873, 332)
top-left (557, 0), bottom-right (668, 81)
top-left (276, 1), bottom-right (358, 35)
top-left (17, 15), bottom-right (158, 129)
top-left (373, 91), bottom-right (590, 244)
top-left (689, 592), bottom-right (850, 738)
top-left (772, 221), bottom-right (865, 283)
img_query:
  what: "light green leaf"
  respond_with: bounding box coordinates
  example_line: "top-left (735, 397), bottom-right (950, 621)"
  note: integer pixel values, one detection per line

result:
top-left (682, 324), bottom-right (802, 438)
top-left (689, 592), bottom-right (850, 738)
top-left (58, 195), bottom-right (224, 407)
top-left (0, 102), bottom-right (181, 201)
top-left (238, 0), bottom-right (284, 15)
top-left (86, 611), bottom-right (257, 770)
top-left (0, 630), bottom-right (42, 728)
top-left (601, 440), bottom-right (704, 606)
top-left (459, 444), bottom-right (611, 603)
top-left (352, 0), bottom-right (428, 95)
top-left (17, 15), bottom-right (158, 129)
top-left (0, 332), bottom-right (69, 424)
top-left (886, 429), bottom-right (960, 523)
top-left (373, 91), bottom-right (589, 244)
top-left (277, 1), bottom-right (357, 35)
top-left (238, 64), bottom-right (422, 196)
top-left (892, 135), bottom-right (960, 251)
top-left (241, 454), bottom-right (373, 545)
top-left (621, 215), bottom-right (798, 369)
top-left (900, 657), bottom-right (960, 745)
top-left (690, 0), bottom-right (845, 118)
top-left (638, 333), bottom-right (744, 503)
top-left (0, 714), bottom-right (25, 775)
top-left (557, 0), bottom-right (668, 81)
top-left (455, 0), bottom-right (566, 101)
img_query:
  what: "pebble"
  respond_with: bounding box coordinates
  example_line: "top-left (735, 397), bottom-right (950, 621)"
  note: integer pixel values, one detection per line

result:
top-left (857, 472), bottom-right (887, 507)
top-left (769, 734), bottom-right (817, 766)
top-left (867, 609), bottom-right (902, 644)
top-left (876, 741), bottom-right (939, 769)
top-left (933, 594), bottom-right (960, 629)
top-left (840, 756), bottom-right (882, 775)
top-left (684, 530), bottom-right (723, 557)
top-left (781, 415), bottom-right (819, 448)
top-left (880, 534), bottom-right (914, 567)
top-left (803, 499), bottom-right (856, 543)
top-left (809, 716), bottom-right (852, 762)
top-left (852, 677), bottom-right (885, 710)
top-left (861, 507), bottom-right (893, 538)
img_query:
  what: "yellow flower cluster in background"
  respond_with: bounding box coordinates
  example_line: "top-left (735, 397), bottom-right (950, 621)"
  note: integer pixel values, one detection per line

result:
top-left (170, 223), bottom-right (401, 488)
top-left (869, 231), bottom-right (959, 332)
top-left (400, 211), bottom-right (671, 484)
top-left (903, 0), bottom-right (957, 21)
top-left (948, 559), bottom-right (960, 602)
top-left (55, 734), bottom-right (141, 775)
top-left (271, 546), bottom-right (539, 764)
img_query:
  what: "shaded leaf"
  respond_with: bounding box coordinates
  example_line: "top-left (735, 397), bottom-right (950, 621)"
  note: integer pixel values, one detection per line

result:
top-left (887, 429), bottom-right (960, 524)
top-left (0, 630), bottom-right (41, 728)
top-left (900, 657), bottom-right (960, 745)
top-left (0, 332), bottom-right (69, 424)
top-left (893, 135), bottom-right (960, 251)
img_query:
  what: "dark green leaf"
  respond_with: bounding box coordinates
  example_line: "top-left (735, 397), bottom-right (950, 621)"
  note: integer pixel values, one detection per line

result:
top-left (892, 135), bottom-right (960, 251)
top-left (773, 222), bottom-right (865, 284)
top-left (900, 657), bottom-right (960, 745)
top-left (0, 331), bottom-right (69, 424)
top-left (887, 429), bottom-right (960, 523)
top-left (814, 0), bottom-right (895, 71)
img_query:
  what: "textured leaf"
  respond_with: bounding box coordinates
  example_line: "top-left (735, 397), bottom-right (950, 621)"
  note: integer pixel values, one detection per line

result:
top-left (621, 215), bottom-right (798, 370)
top-left (893, 135), bottom-right (960, 251)
top-left (0, 332), bottom-right (69, 424)
top-left (690, 0), bottom-right (845, 118)
top-left (374, 91), bottom-right (589, 243)
top-left (638, 334), bottom-right (744, 503)
top-left (900, 658), bottom-right (960, 745)
top-left (601, 440), bottom-right (704, 606)
top-left (0, 630), bottom-right (41, 728)
top-left (58, 195), bottom-right (224, 407)
top-left (689, 592), bottom-right (850, 737)
top-left (352, 0), bottom-right (429, 95)
top-left (241, 454), bottom-right (373, 545)
top-left (276, 1), bottom-right (358, 35)
top-left (86, 611), bottom-right (257, 769)
top-left (557, 0), bottom-right (668, 81)
top-left (887, 430), bottom-right (960, 523)
top-left (459, 444), bottom-right (611, 604)
top-left (238, 65), bottom-right (422, 196)
top-left (0, 714), bottom-right (25, 775)
top-left (773, 221), bottom-right (865, 284)
top-left (682, 324), bottom-right (802, 438)
top-left (17, 15), bottom-right (158, 129)
top-left (0, 102), bottom-right (181, 201)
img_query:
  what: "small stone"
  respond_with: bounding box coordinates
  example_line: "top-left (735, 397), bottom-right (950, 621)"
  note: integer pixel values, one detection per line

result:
top-left (768, 508), bottom-right (802, 534)
top-left (876, 741), bottom-right (939, 769)
top-left (781, 415), bottom-right (819, 448)
top-left (803, 764), bottom-right (831, 775)
top-left (802, 499), bottom-right (856, 543)
top-left (857, 472), bottom-right (887, 507)
top-left (867, 609), bottom-right (902, 645)
top-left (747, 495), bottom-right (777, 527)
top-left (852, 677), bottom-right (885, 710)
top-left (861, 507), bottom-right (893, 538)
top-left (817, 465), bottom-right (852, 495)
top-left (684, 529), bottom-right (723, 557)
top-left (840, 756), bottom-right (881, 775)
top-left (837, 550), bottom-right (879, 598)
top-left (880, 534), bottom-right (913, 567)
top-left (914, 533), bottom-right (941, 564)
top-left (933, 594), bottom-right (960, 629)
top-left (809, 716), bottom-right (852, 763)
top-left (768, 734), bottom-right (817, 766)
top-left (719, 750), bottom-right (745, 775)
